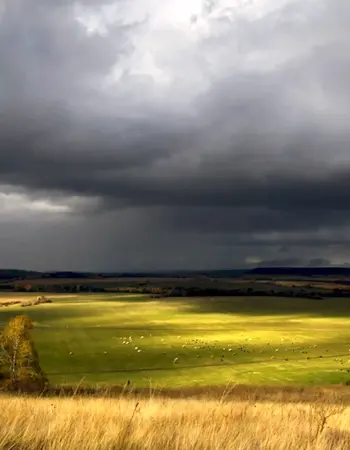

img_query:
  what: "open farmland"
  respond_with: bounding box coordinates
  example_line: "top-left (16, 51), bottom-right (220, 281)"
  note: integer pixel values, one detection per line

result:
top-left (1, 293), bottom-right (350, 388)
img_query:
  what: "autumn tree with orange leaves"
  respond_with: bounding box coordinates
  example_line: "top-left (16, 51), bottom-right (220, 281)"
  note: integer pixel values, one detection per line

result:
top-left (0, 315), bottom-right (47, 391)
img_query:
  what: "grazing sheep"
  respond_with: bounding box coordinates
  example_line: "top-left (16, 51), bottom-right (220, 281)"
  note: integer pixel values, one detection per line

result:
top-left (173, 357), bottom-right (179, 363)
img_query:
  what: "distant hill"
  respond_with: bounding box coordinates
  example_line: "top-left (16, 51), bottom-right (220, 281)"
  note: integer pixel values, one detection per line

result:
top-left (42, 271), bottom-right (95, 279)
top-left (0, 269), bottom-right (42, 280)
top-left (249, 267), bottom-right (350, 277)
top-left (2, 266), bottom-right (350, 283)
top-left (0, 268), bottom-right (249, 281)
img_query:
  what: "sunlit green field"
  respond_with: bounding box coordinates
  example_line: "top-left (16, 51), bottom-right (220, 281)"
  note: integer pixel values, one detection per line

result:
top-left (1, 292), bottom-right (350, 387)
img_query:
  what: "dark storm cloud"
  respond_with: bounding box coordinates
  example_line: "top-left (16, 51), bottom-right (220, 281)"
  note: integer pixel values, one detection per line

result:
top-left (0, 0), bottom-right (350, 270)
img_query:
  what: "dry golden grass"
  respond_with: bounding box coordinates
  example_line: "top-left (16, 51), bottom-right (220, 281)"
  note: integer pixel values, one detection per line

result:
top-left (1, 392), bottom-right (350, 449)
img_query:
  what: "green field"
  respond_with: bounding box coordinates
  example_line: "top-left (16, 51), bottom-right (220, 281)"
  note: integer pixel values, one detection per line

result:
top-left (1, 293), bottom-right (350, 387)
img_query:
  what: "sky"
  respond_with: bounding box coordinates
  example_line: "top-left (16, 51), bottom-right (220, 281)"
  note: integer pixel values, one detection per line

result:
top-left (0, 0), bottom-right (349, 271)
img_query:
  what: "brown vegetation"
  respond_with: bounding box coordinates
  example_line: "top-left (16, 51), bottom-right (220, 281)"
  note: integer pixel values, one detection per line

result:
top-left (2, 274), bottom-right (350, 299)
top-left (20, 296), bottom-right (52, 307)
top-left (0, 392), bottom-right (349, 449)
top-left (0, 295), bottom-right (53, 307)
top-left (274, 280), bottom-right (350, 291)
top-left (40, 383), bottom-right (350, 405)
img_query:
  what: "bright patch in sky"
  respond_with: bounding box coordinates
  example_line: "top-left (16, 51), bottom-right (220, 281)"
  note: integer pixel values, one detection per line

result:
top-left (245, 256), bottom-right (262, 264)
top-left (0, 192), bottom-right (101, 221)
top-left (0, 192), bottom-right (71, 219)
top-left (74, 0), bottom-right (294, 34)
top-left (149, 0), bottom-right (203, 26)
top-left (74, 0), bottom-right (302, 93)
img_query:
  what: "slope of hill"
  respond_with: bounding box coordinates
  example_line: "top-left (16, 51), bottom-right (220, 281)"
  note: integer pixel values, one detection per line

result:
top-left (0, 269), bottom-right (42, 280)
top-left (249, 267), bottom-right (350, 277)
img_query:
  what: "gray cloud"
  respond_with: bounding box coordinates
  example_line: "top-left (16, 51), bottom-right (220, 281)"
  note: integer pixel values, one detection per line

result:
top-left (255, 257), bottom-right (332, 268)
top-left (0, 0), bottom-right (349, 270)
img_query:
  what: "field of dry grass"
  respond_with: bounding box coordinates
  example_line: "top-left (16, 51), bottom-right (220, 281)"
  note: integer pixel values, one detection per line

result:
top-left (1, 391), bottom-right (350, 450)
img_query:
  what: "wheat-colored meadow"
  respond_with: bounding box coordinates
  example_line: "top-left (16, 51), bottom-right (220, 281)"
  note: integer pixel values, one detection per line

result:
top-left (1, 390), bottom-right (350, 450)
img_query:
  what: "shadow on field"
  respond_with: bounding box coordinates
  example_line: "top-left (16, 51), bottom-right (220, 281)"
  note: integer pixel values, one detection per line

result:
top-left (2, 295), bottom-right (350, 329)
top-left (76, 294), bottom-right (350, 318)
top-left (0, 305), bottom-right (95, 326)
top-left (176, 296), bottom-right (350, 318)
